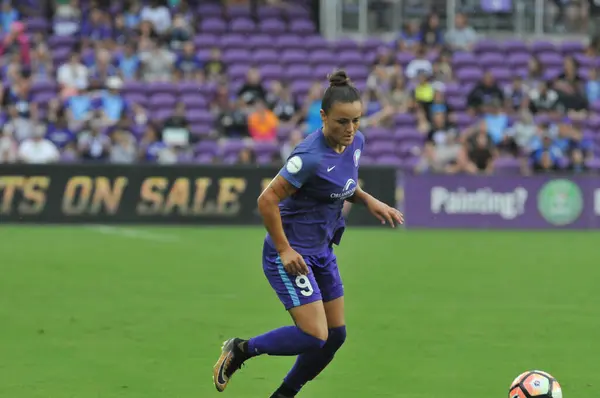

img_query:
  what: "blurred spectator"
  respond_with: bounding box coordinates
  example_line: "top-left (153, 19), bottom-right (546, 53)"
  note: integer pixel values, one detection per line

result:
top-left (0, 1), bottom-right (18, 34)
top-left (0, 21), bottom-right (30, 65)
top-left (464, 130), bottom-right (496, 174)
top-left (504, 76), bottom-right (529, 113)
top-left (80, 8), bottom-right (112, 45)
top-left (53, 0), bottom-right (81, 36)
top-left (77, 120), bottom-right (111, 161)
top-left (18, 124), bottom-right (60, 164)
top-left (175, 41), bottom-right (203, 82)
top-left (96, 76), bottom-right (128, 126)
top-left (445, 12), bottom-right (478, 51)
top-left (405, 45), bottom-right (432, 80)
top-left (467, 71), bottom-right (504, 114)
top-left (123, 0), bottom-right (142, 29)
top-left (162, 101), bottom-right (190, 146)
top-left (139, 39), bottom-right (175, 82)
top-left (46, 108), bottom-right (76, 150)
top-left (169, 13), bottom-right (193, 50)
top-left (88, 48), bottom-right (118, 88)
top-left (508, 110), bottom-right (538, 152)
top-left (266, 81), bottom-right (299, 124)
top-left (118, 42), bottom-right (141, 81)
top-left (203, 47), bottom-right (227, 82)
top-left (30, 43), bottom-right (54, 81)
top-left (140, 0), bottom-right (172, 35)
top-left (395, 20), bottom-right (420, 52)
top-left (417, 111), bottom-right (461, 174)
top-left (0, 125), bottom-right (18, 163)
top-left (483, 99), bottom-right (516, 155)
top-left (431, 51), bottom-right (453, 84)
top-left (238, 67), bottom-right (267, 105)
top-left (362, 87), bottom-right (387, 126)
top-left (419, 12), bottom-right (443, 50)
top-left (530, 134), bottom-right (563, 173)
top-left (529, 81), bottom-right (560, 115)
top-left (525, 56), bottom-right (544, 90)
top-left (237, 147), bottom-right (256, 165)
top-left (302, 82), bottom-right (323, 136)
top-left (413, 71), bottom-right (434, 111)
top-left (64, 87), bottom-right (93, 128)
top-left (281, 128), bottom-right (303, 161)
top-left (57, 51), bottom-right (89, 94)
top-left (248, 99), bottom-right (279, 142)
top-left (585, 68), bottom-right (600, 103)
top-left (110, 128), bottom-right (137, 164)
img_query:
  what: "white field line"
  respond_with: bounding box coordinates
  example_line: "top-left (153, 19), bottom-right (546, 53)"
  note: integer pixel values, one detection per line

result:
top-left (86, 225), bottom-right (181, 243)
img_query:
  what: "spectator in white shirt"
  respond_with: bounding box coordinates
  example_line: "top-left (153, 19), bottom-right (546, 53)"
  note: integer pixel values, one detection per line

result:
top-left (405, 45), bottom-right (433, 80)
top-left (57, 51), bottom-right (89, 94)
top-left (0, 125), bottom-right (18, 163)
top-left (445, 13), bottom-right (478, 51)
top-left (140, 0), bottom-right (172, 34)
top-left (18, 125), bottom-right (60, 164)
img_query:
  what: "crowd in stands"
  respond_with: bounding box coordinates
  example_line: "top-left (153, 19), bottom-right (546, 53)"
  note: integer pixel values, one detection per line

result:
top-left (0, 0), bottom-right (597, 176)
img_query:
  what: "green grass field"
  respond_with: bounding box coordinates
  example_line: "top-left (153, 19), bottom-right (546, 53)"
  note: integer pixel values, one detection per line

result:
top-left (1, 226), bottom-right (598, 397)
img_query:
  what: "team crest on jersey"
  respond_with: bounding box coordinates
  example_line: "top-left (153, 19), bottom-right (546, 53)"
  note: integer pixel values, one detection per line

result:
top-left (353, 149), bottom-right (361, 167)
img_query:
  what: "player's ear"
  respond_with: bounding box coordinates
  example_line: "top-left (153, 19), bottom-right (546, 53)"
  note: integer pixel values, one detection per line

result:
top-left (320, 109), bottom-right (327, 125)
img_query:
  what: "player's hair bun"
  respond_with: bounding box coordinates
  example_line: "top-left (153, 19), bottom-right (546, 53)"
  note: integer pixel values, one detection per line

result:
top-left (328, 70), bottom-right (351, 87)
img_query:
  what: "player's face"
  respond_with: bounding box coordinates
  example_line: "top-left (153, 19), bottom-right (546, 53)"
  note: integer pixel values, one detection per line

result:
top-left (321, 101), bottom-right (362, 148)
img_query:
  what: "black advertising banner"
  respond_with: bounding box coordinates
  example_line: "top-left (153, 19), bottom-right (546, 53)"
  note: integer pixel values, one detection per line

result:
top-left (0, 165), bottom-right (396, 226)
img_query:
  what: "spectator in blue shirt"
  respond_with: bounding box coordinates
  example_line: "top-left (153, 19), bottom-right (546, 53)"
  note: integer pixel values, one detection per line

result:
top-left (175, 41), bottom-right (203, 82)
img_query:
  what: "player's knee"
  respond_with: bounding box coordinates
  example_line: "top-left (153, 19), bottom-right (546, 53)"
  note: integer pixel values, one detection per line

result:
top-left (300, 323), bottom-right (329, 343)
top-left (327, 325), bottom-right (347, 351)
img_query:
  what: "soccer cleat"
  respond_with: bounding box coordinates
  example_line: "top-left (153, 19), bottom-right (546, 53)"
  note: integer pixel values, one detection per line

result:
top-left (213, 338), bottom-right (248, 392)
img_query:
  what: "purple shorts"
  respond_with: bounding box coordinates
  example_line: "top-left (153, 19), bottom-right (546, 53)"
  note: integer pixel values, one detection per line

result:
top-left (262, 240), bottom-right (344, 310)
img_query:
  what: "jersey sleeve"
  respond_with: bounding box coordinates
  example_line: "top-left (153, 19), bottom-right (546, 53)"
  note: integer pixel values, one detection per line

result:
top-left (279, 151), bottom-right (320, 188)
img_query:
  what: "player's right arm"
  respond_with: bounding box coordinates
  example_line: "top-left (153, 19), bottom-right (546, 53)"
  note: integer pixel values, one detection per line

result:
top-left (257, 153), bottom-right (317, 275)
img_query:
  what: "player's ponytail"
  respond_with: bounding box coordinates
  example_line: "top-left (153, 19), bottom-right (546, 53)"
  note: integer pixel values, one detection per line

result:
top-left (322, 69), bottom-right (361, 114)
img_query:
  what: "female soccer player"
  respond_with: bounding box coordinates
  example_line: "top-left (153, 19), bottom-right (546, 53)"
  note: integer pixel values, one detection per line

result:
top-left (213, 70), bottom-right (404, 397)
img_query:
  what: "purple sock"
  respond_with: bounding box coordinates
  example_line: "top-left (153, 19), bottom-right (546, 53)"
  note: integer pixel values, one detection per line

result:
top-left (282, 326), bottom-right (347, 393)
top-left (247, 326), bottom-right (326, 357)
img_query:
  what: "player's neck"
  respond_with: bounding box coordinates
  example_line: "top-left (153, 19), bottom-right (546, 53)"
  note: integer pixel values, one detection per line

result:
top-left (322, 128), bottom-right (346, 154)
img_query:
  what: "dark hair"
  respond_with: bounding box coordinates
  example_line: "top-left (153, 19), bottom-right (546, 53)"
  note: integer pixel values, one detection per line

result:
top-left (321, 70), bottom-right (361, 115)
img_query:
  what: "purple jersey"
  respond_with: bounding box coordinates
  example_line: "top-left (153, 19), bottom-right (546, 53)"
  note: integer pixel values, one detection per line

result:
top-left (265, 128), bottom-right (365, 256)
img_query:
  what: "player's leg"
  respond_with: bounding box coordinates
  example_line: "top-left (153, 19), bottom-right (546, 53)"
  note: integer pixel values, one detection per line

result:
top-left (213, 245), bottom-right (328, 393)
top-left (271, 249), bottom-right (347, 397)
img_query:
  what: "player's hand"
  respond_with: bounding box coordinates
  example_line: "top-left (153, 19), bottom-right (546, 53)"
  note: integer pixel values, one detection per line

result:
top-left (366, 198), bottom-right (404, 228)
top-left (279, 246), bottom-right (309, 276)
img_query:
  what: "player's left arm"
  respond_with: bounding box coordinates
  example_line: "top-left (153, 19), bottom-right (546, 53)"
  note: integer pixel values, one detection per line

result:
top-left (347, 184), bottom-right (404, 228)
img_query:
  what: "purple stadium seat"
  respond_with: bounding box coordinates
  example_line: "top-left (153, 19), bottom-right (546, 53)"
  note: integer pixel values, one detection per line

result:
top-left (195, 140), bottom-right (219, 155)
top-left (228, 64), bottom-right (251, 80)
top-left (275, 35), bottom-right (305, 50)
top-left (573, 53), bottom-right (595, 68)
top-left (123, 93), bottom-right (148, 107)
top-left (396, 52), bottom-right (415, 65)
top-left (277, 125), bottom-right (295, 141)
top-left (365, 126), bottom-right (392, 140)
top-left (226, 5), bottom-right (252, 19)
top-left (223, 48), bottom-right (252, 64)
top-left (153, 108), bottom-right (173, 121)
top-left (531, 40), bottom-right (555, 53)
top-left (252, 141), bottom-right (279, 157)
top-left (507, 53), bottom-right (530, 68)
top-left (190, 124), bottom-right (213, 139)
top-left (474, 39), bottom-right (501, 54)
top-left (452, 51), bottom-right (477, 68)
top-left (147, 82), bottom-right (177, 95)
top-left (308, 49), bottom-right (334, 65)
top-left (220, 34), bottom-right (246, 50)
top-left (289, 20), bottom-right (316, 35)
top-left (446, 96), bottom-right (467, 111)
top-left (586, 158), bottom-right (600, 170)
top-left (456, 67), bottom-right (484, 83)
top-left (257, 6), bottom-right (283, 19)
top-left (560, 41), bottom-right (585, 55)
top-left (260, 19), bottom-right (286, 34)
top-left (304, 36), bottom-right (329, 51)
top-left (538, 52), bottom-right (564, 67)
top-left (198, 3), bottom-right (223, 18)
top-left (260, 64), bottom-right (284, 80)
top-left (177, 152), bottom-right (195, 164)
top-left (489, 67), bottom-right (512, 82)
top-left (286, 65), bottom-right (313, 80)
top-left (252, 49), bottom-right (279, 64)
top-left (200, 18), bottom-right (227, 34)
top-left (362, 37), bottom-right (386, 53)
top-left (48, 35), bottom-right (78, 49)
top-left (478, 53), bottom-right (505, 68)
top-left (230, 18), bottom-right (256, 34)
top-left (338, 52), bottom-right (364, 65)
top-left (187, 110), bottom-right (215, 125)
top-left (401, 157), bottom-right (420, 171)
top-left (221, 139), bottom-right (246, 157)
top-left (196, 154), bottom-right (216, 164)
top-left (25, 17), bottom-right (49, 33)
top-left (394, 113), bottom-right (417, 127)
top-left (494, 157), bottom-right (521, 174)
top-left (248, 34), bottom-right (273, 49)
top-left (502, 39), bottom-right (528, 54)
top-left (122, 81), bottom-right (146, 95)
top-left (333, 38), bottom-right (360, 52)
top-left (180, 94), bottom-right (207, 109)
top-left (376, 155), bottom-right (403, 168)
top-left (281, 49), bottom-right (309, 65)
